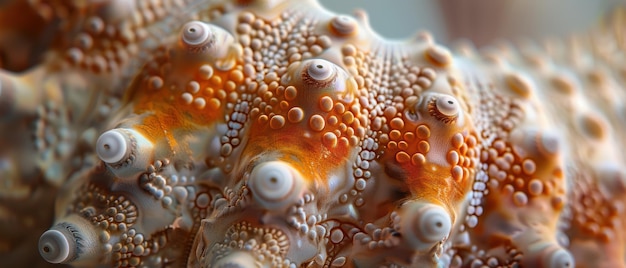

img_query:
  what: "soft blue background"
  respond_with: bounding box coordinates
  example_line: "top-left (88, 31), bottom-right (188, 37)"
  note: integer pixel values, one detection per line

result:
top-left (318, 0), bottom-right (623, 46)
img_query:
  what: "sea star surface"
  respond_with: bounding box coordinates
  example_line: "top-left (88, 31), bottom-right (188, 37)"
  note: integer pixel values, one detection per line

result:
top-left (0, 0), bottom-right (625, 267)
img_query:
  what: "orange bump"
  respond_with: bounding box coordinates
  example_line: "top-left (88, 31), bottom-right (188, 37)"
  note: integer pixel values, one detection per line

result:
top-left (199, 64), bottom-right (214, 80)
top-left (258, 114), bottom-right (269, 125)
top-left (387, 141), bottom-right (398, 150)
top-left (447, 151), bottom-right (459, 166)
top-left (390, 118), bottom-right (405, 130)
top-left (390, 130), bottom-right (402, 140)
top-left (416, 125), bottom-right (430, 139)
top-left (327, 115), bottom-right (338, 126)
top-left (411, 153), bottom-right (426, 166)
top-left (398, 141), bottom-right (409, 150)
top-left (403, 132), bottom-right (415, 142)
top-left (341, 44), bottom-right (357, 56)
top-left (287, 107), bottom-right (304, 123)
top-left (208, 98), bottom-right (221, 110)
top-left (522, 159), bottom-right (536, 175)
top-left (182, 93), bottom-right (193, 104)
top-left (285, 86), bottom-right (297, 101)
top-left (220, 143), bottom-right (233, 156)
top-left (384, 106), bottom-right (397, 119)
top-left (148, 76), bottom-right (164, 90)
top-left (319, 96), bottom-right (333, 112)
top-left (269, 115), bottom-right (285, 129)
top-left (505, 73), bottom-right (532, 98)
top-left (334, 103), bottom-right (345, 114)
top-left (229, 69), bottom-right (244, 84)
top-left (451, 133), bottom-right (464, 149)
top-left (342, 112), bottom-right (355, 125)
top-left (66, 48), bottom-right (84, 64)
top-left (425, 45), bottom-right (452, 66)
top-left (309, 115), bottom-right (325, 131)
top-left (187, 81), bottom-right (200, 94)
top-left (338, 137), bottom-right (349, 148)
top-left (451, 166), bottom-right (463, 182)
top-left (528, 179), bottom-right (543, 196)
top-left (579, 114), bottom-right (606, 140)
top-left (513, 191), bottom-right (528, 206)
top-left (418, 141), bottom-right (430, 154)
top-left (550, 74), bottom-right (574, 94)
top-left (323, 132), bottom-right (338, 148)
top-left (193, 98), bottom-right (206, 109)
top-left (396, 151), bottom-right (410, 163)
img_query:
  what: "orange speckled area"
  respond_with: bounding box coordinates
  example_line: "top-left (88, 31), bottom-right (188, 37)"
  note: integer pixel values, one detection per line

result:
top-left (243, 125), bottom-right (351, 184)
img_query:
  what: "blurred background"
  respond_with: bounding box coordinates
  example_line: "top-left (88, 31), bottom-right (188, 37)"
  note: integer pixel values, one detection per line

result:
top-left (319, 0), bottom-right (625, 47)
top-left (0, 0), bottom-right (624, 72)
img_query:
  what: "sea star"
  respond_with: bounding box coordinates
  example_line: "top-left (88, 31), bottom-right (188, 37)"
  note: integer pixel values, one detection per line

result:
top-left (0, 0), bottom-right (625, 267)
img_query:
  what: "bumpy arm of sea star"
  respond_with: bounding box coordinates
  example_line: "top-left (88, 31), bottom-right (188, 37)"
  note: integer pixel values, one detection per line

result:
top-left (0, 0), bottom-right (209, 267)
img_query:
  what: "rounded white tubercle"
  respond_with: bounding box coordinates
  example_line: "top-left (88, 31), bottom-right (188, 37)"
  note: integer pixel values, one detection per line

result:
top-left (39, 215), bottom-right (100, 265)
top-left (96, 128), bottom-right (154, 177)
top-left (96, 129), bottom-right (131, 165)
top-left (521, 240), bottom-right (574, 268)
top-left (545, 247), bottom-right (574, 268)
top-left (399, 201), bottom-right (452, 251)
top-left (211, 250), bottom-right (258, 268)
top-left (248, 161), bottom-right (305, 210)
top-left (330, 14), bottom-right (358, 36)
top-left (179, 21), bottom-right (235, 59)
top-left (297, 59), bottom-right (353, 105)
top-left (39, 229), bottom-right (71, 264)
top-left (435, 95), bottom-right (460, 117)
top-left (307, 59), bottom-right (335, 81)
top-left (182, 21), bottom-right (211, 47)
top-left (420, 92), bottom-right (464, 126)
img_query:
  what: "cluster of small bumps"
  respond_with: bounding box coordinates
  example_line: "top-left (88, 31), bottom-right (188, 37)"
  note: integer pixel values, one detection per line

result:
top-left (0, 0), bottom-right (625, 267)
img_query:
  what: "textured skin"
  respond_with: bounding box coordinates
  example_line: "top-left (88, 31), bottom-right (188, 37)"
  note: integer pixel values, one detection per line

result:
top-left (0, 0), bottom-right (625, 267)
